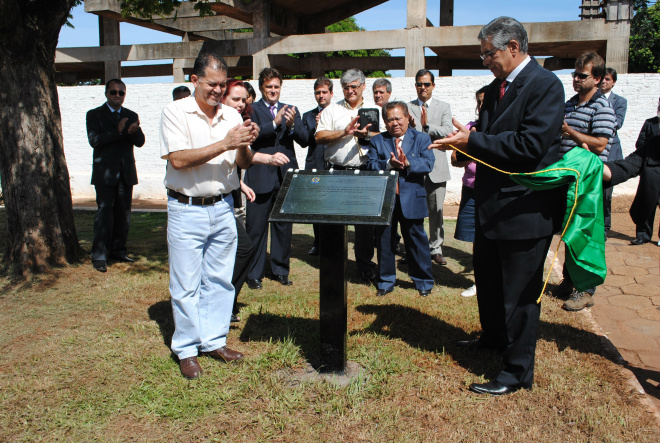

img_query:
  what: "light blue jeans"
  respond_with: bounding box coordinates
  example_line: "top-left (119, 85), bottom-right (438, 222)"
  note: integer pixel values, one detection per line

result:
top-left (167, 195), bottom-right (237, 360)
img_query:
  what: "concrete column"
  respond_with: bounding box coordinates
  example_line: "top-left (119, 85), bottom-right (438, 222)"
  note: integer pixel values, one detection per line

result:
top-left (440, 0), bottom-right (454, 26)
top-left (407, 0), bottom-right (427, 28)
top-left (99, 16), bottom-right (121, 82)
top-left (310, 53), bottom-right (324, 78)
top-left (405, 27), bottom-right (425, 77)
top-left (606, 21), bottom-right (630, 73)
top-left (173, 59), bottom-right (186, 83)
top-left (252, 0), bottom-right (271, 78)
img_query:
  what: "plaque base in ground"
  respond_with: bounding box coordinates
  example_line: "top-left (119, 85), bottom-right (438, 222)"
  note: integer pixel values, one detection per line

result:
top-left (270, 170), bottom-right (397, 373)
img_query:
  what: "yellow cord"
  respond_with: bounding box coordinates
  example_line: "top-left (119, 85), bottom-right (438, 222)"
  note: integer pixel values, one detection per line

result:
top-left (449, 145), bottom-right (581, 303)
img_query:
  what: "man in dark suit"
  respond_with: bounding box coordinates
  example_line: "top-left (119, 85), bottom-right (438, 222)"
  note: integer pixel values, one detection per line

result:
top-left (600, 67), bottom-right (627, 236)
top-left (367, 102), bottom-right (435, 297)
top-left (86, 79), bottom-right (145, 272)
top-left (432, 16), bottom-right (565, 395)
top-left (244, 68), bottom-right (307, 289)
top-left (636, 98), bottom-right (660, 150)
top-left (301, 77), bottom-right (334, 256)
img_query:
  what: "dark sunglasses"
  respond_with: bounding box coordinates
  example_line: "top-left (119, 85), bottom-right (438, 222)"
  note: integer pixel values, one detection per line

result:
top-left (108, 90), bottom-right (125, 96)
top-left (415, 82), bottom-right (433, 88)
top-left (571, 72), bottom-right (592, 81)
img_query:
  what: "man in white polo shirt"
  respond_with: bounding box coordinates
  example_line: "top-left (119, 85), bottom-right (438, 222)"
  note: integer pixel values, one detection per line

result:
top-left (160, 52), bottom-right (258, 379)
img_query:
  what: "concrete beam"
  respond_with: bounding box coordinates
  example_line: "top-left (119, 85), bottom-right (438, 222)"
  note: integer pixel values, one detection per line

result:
top-left (208, 0), bottom-right (303, 36)
top-left (304, 0), bottom-right (388, 32)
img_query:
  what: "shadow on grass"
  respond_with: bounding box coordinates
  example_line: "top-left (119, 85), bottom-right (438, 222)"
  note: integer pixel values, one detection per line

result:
top-left (147, 300), bottom-right (178, 363)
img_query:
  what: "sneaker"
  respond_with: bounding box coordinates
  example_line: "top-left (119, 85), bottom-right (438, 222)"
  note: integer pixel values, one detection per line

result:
top-left (461, 285), bottom-right (477, 297)
top-left (554, 279), bottom-right (573, 300)
top-left (562, 290), bottom-right (594, 311)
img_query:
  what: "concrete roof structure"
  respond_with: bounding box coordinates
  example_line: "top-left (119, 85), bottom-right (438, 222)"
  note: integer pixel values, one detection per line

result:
top-left (55, 0), bottom-right (634, 83)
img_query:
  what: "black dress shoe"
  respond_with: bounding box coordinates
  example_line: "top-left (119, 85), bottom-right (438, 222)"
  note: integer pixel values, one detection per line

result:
top-left (457, 338), bottom-right (500, 351)
top-left (469, 380), bottom-right (526, 396)
top-left (231, 314), bottom-right (240, 323)
top-left (111, 254), bottom-right (135, 263)
top-left (376, 288), bottom-right (394, 296)
top-left (308, 245), bottom-right (319, 256)
top-left (275, 275), bottom-right (293, 286)
top-left (630, 238), bottom-right (649, 245)
top-left (247, 279), bottom-right (262, 290)
top-left (418, 288), bottom-right (432, 297)
top-left (361, 270), bottom-right (376, 283)
top-left (431, 253), bottom-right (447, 265)
top-left (92, 260), bottom-right (107, 273)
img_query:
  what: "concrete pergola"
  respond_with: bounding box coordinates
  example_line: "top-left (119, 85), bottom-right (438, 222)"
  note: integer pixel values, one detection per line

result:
top-left (55, 0), bottom-right (634, 82)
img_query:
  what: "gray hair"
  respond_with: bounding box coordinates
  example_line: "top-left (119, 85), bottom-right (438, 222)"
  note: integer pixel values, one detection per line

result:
top-left (478, 16), bottom-right (528, 53)
top-left (340, 69), bottom-right (366, 87)
top-left (373, 78), bottom-right (392, 93)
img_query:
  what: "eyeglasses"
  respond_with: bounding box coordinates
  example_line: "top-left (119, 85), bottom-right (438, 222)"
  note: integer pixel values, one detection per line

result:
top-left (571, 72), bottom-right (593, 81)
top-left (343, 84), bottom-right (362, 91)
top-left (415, 82), bottom-right (433, 88)
top-left (108, 90), bottom-right (125, 96)
top-left (480, 47), bottom-right (500, 61)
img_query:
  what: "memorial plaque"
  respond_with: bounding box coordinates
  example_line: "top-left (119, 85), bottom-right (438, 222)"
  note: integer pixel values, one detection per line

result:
top-left (269, 170), bottom-right (397, 225)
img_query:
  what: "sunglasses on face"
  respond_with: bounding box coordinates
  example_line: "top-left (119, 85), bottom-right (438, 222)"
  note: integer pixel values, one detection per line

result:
top-left (571, 72), bottom-right (592, 81)
top-left (108, 90), bottom-right (125, 96)
top-left (415, 82), bottom-right (433, 88)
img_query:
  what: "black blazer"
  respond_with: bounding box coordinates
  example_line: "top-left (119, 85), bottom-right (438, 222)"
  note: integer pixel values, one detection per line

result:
top-left (467, 58), bottom-right (565, 240)
top-left (607, 135), bottom-right (660, 227)
top-left (244, 100), bottom-right (307, 194)
top-left (636, 116), bottom-right (660, 150)
top-left (86, 104), bottom-right (145, 186)
top-left (301, 107), bottom-right (326, 171)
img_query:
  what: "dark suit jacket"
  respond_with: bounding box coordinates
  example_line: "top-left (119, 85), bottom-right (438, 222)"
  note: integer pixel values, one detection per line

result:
top-left (301, 107), bottom-right (326, 171)
top-left (607, 92), bottom-right (627, 161)
top-left (607, 135), bottom-right (660, 227)
top-left (366, 128), bottom-right (435, 219)
top-left (467, 58), bottom-right (565, 240)
top-left (636, 116), bottom-right (660, 150)
top-left (86, 104), bottom-right (145, 186)
top-left (244, 100), bottom-right (307, 194)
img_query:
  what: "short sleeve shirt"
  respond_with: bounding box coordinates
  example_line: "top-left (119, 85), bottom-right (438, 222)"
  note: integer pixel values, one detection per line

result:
top-left (160, 96), bottom-right (245, 196)
top-left (561, 91), bottom-right (616, 162)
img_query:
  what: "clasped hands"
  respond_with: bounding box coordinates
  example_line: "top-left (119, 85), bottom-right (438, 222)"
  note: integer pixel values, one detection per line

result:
top-left (390, 144), bottom-right (409, 170)
top-left (226, 120), bottom-right (260, 150)
top-left (274, 105), bottom-right (297, 128)
top-left (118, 117), bottom-right (140, 135)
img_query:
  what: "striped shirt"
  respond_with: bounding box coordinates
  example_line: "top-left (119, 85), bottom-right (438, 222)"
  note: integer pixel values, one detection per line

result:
top-left (561, 90), bottom-right (616, 161)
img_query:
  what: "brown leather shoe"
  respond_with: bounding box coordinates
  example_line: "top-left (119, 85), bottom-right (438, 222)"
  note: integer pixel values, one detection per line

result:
top-left (200, 346), bottom-right (244, 362)
top-left (431, 253), bottom-right (447, 265)
top-left (179, 356), bottom-right (202, 379)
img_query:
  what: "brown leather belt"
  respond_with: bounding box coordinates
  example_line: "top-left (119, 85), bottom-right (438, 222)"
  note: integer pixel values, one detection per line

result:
top-left (167, 189), bottom-right (230, 206)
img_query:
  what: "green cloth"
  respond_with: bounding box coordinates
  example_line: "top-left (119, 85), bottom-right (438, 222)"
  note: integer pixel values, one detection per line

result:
top-left (510, 148), bottom-right (606, 291)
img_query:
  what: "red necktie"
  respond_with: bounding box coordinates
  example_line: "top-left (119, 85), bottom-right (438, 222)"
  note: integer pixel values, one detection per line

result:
top-left (395, 138), bottom-right (401, 195)
top-left (498, 80), bottom-right (509, 102)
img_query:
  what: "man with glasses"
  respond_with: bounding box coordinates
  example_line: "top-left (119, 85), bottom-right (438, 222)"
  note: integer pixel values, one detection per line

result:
top-left (408, 69), bottom-right (453, 266)
top-left (160, 52), bottom-right (258, 379)
top-left (431, 17), bottom-right (565, 395)
top-left (86, 78), bottom-right (145, 273)
top-left (556, 51), bottom-right (616, 311)
top-left (316, 69), bottom-right (384, 283)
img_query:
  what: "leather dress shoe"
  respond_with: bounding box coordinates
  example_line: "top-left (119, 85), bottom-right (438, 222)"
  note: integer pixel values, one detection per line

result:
top-left (179, 356), bottom-right (202, 379)
top-left (231, 314), bottom-right (240, 323)
top-left (275, 275), bottom-right (293, 286)
top-left (630, 238), bottom-right (649, 245)
top-left (111, 254), bottom-right (135, 263)
top-left (247, 279), bottom-right (262, 290)
top-left (376, 287), bottom-right (394, 297)
top-left (418, 288), bottom-right (432, 297)
top-left (361, 270), bottom-right (376, 283)
top-left (469, 380), bottom-right (528, 396)
top-left (431, 253), bottom-right (447, 265)
top-left (457, 338), bottom-right (500, 352)
top-left (200, 346), bottom-right (244, 363)
top-left (308, 245), bottom-right (319, 256)
top-left (92, 260), bottom-right (107, 273)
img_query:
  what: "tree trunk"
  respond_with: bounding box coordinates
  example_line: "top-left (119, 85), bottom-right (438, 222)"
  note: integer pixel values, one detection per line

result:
top-left (0, 1), bottom-right (82, 275)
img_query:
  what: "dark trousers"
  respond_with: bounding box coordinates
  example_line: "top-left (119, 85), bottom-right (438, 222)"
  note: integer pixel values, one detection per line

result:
top-left (232, 217), bottom-right (254, 315)
top-left (603, 186), bottom-right (613, 233)
top-left (375, 197), bottom-right (433, 291)
top-left (246, 188), bottom-right (292, 279)
top-left (92, 178), bottom-right (133, 261)
top-left (473, 225), bottom-right (552, 388)
top-left (354, 224), bottom-right (375, 272)
top-left (635, 204), bottom-right (660, 242)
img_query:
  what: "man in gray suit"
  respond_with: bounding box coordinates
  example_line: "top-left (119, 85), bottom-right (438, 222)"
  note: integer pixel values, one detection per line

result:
top-left (408, 69), bottom-right (453, 265)
top-left (600, 67), bottom-right (627, 236)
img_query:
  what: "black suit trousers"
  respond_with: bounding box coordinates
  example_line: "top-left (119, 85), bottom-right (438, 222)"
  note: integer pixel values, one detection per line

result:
top-left (232, 217), bottom-right (254, 314)
top-left (473, 225), bottom-right (552, 388)
top-left (92, 176), bottom-right (133, 261)
top-left (246, 186), bottom-right (292, 280)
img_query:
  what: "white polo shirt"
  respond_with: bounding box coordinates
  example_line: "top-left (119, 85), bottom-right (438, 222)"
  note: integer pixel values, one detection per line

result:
top-left (160, 96), bottom-right (246, 197)
top-left (317, 98), bottom-right (385, 167)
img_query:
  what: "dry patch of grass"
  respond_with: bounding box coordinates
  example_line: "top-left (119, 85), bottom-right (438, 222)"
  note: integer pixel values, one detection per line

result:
top-left (0, 210), bottom-right (657, 442)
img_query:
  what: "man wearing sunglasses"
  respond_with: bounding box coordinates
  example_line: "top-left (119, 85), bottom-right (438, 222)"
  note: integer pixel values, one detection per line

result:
top-left (86, 79), bottom-right (145, 273)
top-left (556, 52), bottom-right (616, 312)
top-left (408, 69), bottom-right (453, 266)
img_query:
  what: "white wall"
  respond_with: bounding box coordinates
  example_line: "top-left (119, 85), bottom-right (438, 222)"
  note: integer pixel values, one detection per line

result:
top-left (59, 73), bottom-right (660, 203)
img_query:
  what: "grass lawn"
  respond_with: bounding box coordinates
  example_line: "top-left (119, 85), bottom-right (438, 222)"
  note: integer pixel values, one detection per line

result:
top-left (0, 209), bottom-right (657, 442)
